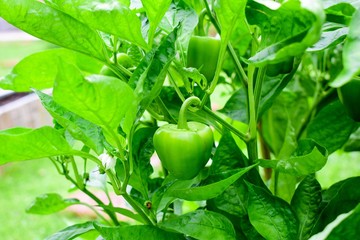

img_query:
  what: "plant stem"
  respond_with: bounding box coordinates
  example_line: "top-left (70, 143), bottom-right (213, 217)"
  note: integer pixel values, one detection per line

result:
top-left (274, 170), bottom-right (279, 196)
top-left (258, 121), bottom-right (272, 181)
top-left (197, 8), bottom-right (207, 36)
top-left (247, 67), bottom-right (257, 140)
top-left (254, 67), bottom-right (266, 120)
top-left (202, 107), bottom-right (248, 142)
top-left (78, 202), bottom-right (112, 225)
top-left (227, 43), bottom-right (249, 87)
top-left (244, 19), bottom-right (260, 47)
top-left (108, 37), bottom-right (133, 80)
top-left (112, 36), bottom-right (118, 62)
top-left (49, 157), bottom-right (63, 175)
top-left (107, 63), bottom-right (127, 81)
top-left (82, 188), bottom-right (120, 226)
top-left (147, 106), bottom-right (166, 121)
top-left (115, 63), bottom-right (133, 78)
top-left (106, 126), bottom-right (126, 160)
top-left (127, 122), bottom-right (138, 177)
top-left (70, 157), bottom-right (84, 190)
top-left (106, 170), bottom-right (121, 195)
top-left (178, 96), bottom-right (201, 129)
top-left (246, 139), bottom-right (258, 164)
top-left (74, 151), bottom-right (102, 166)
top-left (203, 0), bottom-right (248, 87)
top-left (119, 155), bottom-right (131, 194)
top-left (122, 193), bottom-right (156, 226)
top-left (63, 171), bottom-right (120, 226)
top-left (246, 27), bottom-right (260, 163)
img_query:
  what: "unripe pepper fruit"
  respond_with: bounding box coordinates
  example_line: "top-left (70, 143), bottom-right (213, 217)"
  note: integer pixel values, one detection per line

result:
top-left (187, 36), bottom-right (221, 83)
top-left (153, 97), bottom-right (214, 180)
top-left (100, 53), bottom-right (134, 77)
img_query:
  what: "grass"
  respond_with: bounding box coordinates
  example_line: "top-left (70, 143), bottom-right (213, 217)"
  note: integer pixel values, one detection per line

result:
top-left (0, 40), bottom-right (55, 76)
top-left (0, 159), bottom-right (80, 240)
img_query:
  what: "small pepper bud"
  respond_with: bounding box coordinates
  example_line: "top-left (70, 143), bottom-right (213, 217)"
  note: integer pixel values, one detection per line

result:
top-left (99, 152), bottom-right (116, 170)
top-left (144, 201), bottom-right (152, 209)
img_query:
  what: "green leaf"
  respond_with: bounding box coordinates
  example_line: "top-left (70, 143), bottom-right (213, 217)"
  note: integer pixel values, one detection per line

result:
top-left (326, 204), bottom-right (360, 240)
top-left (53, 61), bottom-right (136, 132)
top-left (261, 90), bottom-right (309, 156)
top-left (214, 0), bottom-right (246, 44)
top-left (312, 177), bottom-right (360, 234)
top-left (94, 224), bottom-right (184, 240)
top-left (259, 139), bottom-right (328, 177)
top-left (0, 0), bottom-right (106, 61)
top-left (152, 175), bottom-right (200, 212)
top-left (291, 175), bottom-right (322, 240)
top-left (36, 90), bottom-right (105, 155)
top-left (159, 210), bottom-right (236, 240)
top-left (207, 180), bottom-right (248, 217)
top-left (308, 27), bottom-right (348, 52)
top-left (207, 133), bottom-right (263, 217)
top-left (259, 65), bottom-right (300, 118)
top-left (219, 88), bottom-right (248, 123)
top-left (269, 120), bottom-right (298, 202)
top-left (210, 131), bottom-right (267, 191)
top-left (214, 0), bottom-right (246, 85)
top-left (129, 27), bottom-right (178, 115)
top-left (182, 0), bottom-right (204, 14)
top-left (210, 131), bottom-right (248, 174)
top-left (168, 165), bottom-right (257, 201)
top-left (0, 127), bottom-right (74, 165)
top-left (306, 100), bottom-right (357, 153)
top-left (238, 215), bottom-right (265, 240)
top-left (47, 0), bottom-right (148, 49)
top-left (343, 126), bottom-right (360, 152)
top-left (26, 193), bottom-right (79, 215)
top-left (0, 48), bottom-right (103, 92)
top-left (45, 221), bottom-right (95, 240)
top-left (160, 1), bottom-right (198, 49)
top-left (323, 0), bottom-right (358, 10)
top-left (132, 127), bottom-right (156, 181)
top-left (331, 8), bottom-right (360, 87)
top-left (324, 0), bottom-right (356, 25)
top-left (246, 0), bottom-right (325, 64)
top-left (277, 119), bottom-right (298, 159)
top-left (246, 182), bottom-right (299, 239)
top-left (141, 0), bottom-right (172, 46)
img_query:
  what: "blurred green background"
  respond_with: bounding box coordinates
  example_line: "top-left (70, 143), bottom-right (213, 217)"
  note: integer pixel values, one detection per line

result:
top-left (0, 38), bottom-right (91, 239)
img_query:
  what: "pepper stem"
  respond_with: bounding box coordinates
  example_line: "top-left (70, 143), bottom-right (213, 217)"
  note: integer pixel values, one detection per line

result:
top-left (178, 96), bottom-right (201, 129)
top-left (197, 9), bottom-right (207, 36)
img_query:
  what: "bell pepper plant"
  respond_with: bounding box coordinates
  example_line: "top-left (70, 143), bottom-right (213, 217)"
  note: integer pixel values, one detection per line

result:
top-left (0, 0), bottom-right (359, 239)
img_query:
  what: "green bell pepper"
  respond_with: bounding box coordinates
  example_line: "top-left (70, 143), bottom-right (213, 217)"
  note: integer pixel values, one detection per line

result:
top-left (187, 36), bottom-right (221, 84)
top-left (153, 97), bottom-right (214, 180)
